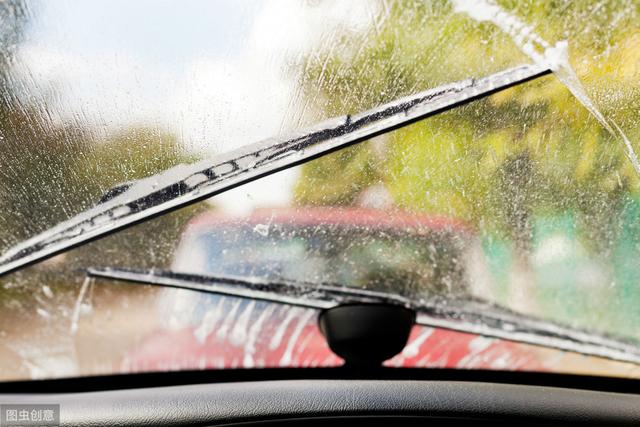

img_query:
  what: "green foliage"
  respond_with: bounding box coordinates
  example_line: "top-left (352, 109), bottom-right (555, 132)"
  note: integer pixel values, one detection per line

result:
top-left (68, 128), bottom-right (204, 269)
top-left (294, 143), bottom-right (383, 205)
top-left (294, 0), bottom-right (640, 334)
top-left (0, 0), bottom-right (202, 294)
top-left (295, 0), bottom-right (640, 234)
top-left (84, 128), bottom-right (196, 188)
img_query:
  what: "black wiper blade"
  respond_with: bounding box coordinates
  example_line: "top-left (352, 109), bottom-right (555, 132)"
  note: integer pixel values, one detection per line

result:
top-left (88, 266), bottom-right (640, 365)
top-left (0, 63), bottom-right (551, 277)
top-left (86, 267), bottom-right (411, 309)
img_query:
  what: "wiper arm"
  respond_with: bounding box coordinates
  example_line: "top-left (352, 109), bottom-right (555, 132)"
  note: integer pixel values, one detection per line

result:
top-left (88, 266), bottom-right (640, 365)
top-left (0, 63), bottom-right (551, 277)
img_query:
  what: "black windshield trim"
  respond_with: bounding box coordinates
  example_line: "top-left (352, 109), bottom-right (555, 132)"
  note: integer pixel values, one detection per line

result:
top-left (2, 367), bottom-right (639, 394)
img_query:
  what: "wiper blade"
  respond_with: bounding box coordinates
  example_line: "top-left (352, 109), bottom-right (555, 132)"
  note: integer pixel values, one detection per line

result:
top-left (86, 267), bottom-right (411, 309)
top-left (0, 63), bottom-right (550, 277)
top-left (88, 266), bottom-right (640, 365)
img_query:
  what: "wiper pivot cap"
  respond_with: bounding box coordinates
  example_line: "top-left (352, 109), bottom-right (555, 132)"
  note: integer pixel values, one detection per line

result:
top-left (318, 303), bottom-right (415, 368)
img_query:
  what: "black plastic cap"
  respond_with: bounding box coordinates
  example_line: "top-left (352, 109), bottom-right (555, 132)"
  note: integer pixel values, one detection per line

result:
top-left (318, 303), bottom-right (416, 367)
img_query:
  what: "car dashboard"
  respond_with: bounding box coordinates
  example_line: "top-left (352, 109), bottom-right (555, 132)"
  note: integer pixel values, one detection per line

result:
top-left (3, 376), bottom-right (640, 426)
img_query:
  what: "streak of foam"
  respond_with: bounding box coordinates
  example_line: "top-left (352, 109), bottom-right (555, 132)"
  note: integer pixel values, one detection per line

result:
top-left (243, 304), bottom-right (276, 368)
top-left (279, 309), bottom-right (315, 367)
top-left (451, 0), bottom-right (640, 177)
top-left (229, 300), bottom-right (256, 346)
top-left (269, 306), bottom-right (301, 350)
top-left (193, 297), bottom-right (226, 344)
top-left (456, 336), bottom-right (495, 368)
top-left (402, 327), bottom-right (435, 359)
top-left (69, 276), bottom-right (92, 335)
top-left (216, 299), bottom-right (242, 341)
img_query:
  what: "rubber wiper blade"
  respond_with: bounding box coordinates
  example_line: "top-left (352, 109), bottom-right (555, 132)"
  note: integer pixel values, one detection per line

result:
top-left (0, 63), bottom-right (551, 277)
top-left (86, 267), bottom-right (411, 309)
top-left (88, 266), bottom-right (640, 365)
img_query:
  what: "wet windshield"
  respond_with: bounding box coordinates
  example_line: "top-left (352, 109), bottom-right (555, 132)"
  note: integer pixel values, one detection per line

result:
top-left (170, 210), bottom-right (473, 297)
top-left (1, 0), bottom-right (640, 380)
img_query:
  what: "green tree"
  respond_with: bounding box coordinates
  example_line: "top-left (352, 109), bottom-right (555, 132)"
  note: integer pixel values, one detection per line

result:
top-left (294, 0), bottom-right (640, 332)
top-left (0, 2), bottom-right (200, 295)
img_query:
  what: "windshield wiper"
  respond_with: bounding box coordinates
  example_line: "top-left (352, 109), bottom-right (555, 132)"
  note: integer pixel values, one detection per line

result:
top-left (87, 266), bottom-right (640, 365)
top-left (0, 63), bottom-right (551, 277)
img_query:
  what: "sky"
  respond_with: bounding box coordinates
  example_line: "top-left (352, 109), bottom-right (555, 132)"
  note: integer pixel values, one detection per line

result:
top-left (16, 0), bottom-right (376, 214)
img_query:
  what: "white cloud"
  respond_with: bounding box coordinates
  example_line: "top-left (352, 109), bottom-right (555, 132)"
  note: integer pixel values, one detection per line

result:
top-left (17, 0), bottom-right (376, 213)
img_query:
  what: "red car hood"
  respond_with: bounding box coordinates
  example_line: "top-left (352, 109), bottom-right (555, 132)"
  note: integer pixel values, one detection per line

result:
top-left (121, 308), bottom-right (544, 373)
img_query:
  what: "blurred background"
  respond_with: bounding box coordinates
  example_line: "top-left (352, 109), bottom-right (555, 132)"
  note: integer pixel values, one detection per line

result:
top-left (1, 0), bottom-right (640, 380)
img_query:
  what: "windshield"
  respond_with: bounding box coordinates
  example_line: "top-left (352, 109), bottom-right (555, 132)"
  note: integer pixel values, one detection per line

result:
top-left (170, 210), bottom-right (473, 297)
top-left (2, 0), bottom-right (640, 381)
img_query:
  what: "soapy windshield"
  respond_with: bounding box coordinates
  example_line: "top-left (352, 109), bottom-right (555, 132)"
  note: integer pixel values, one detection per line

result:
top-left (1, 0), bottom-right (640, 381)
